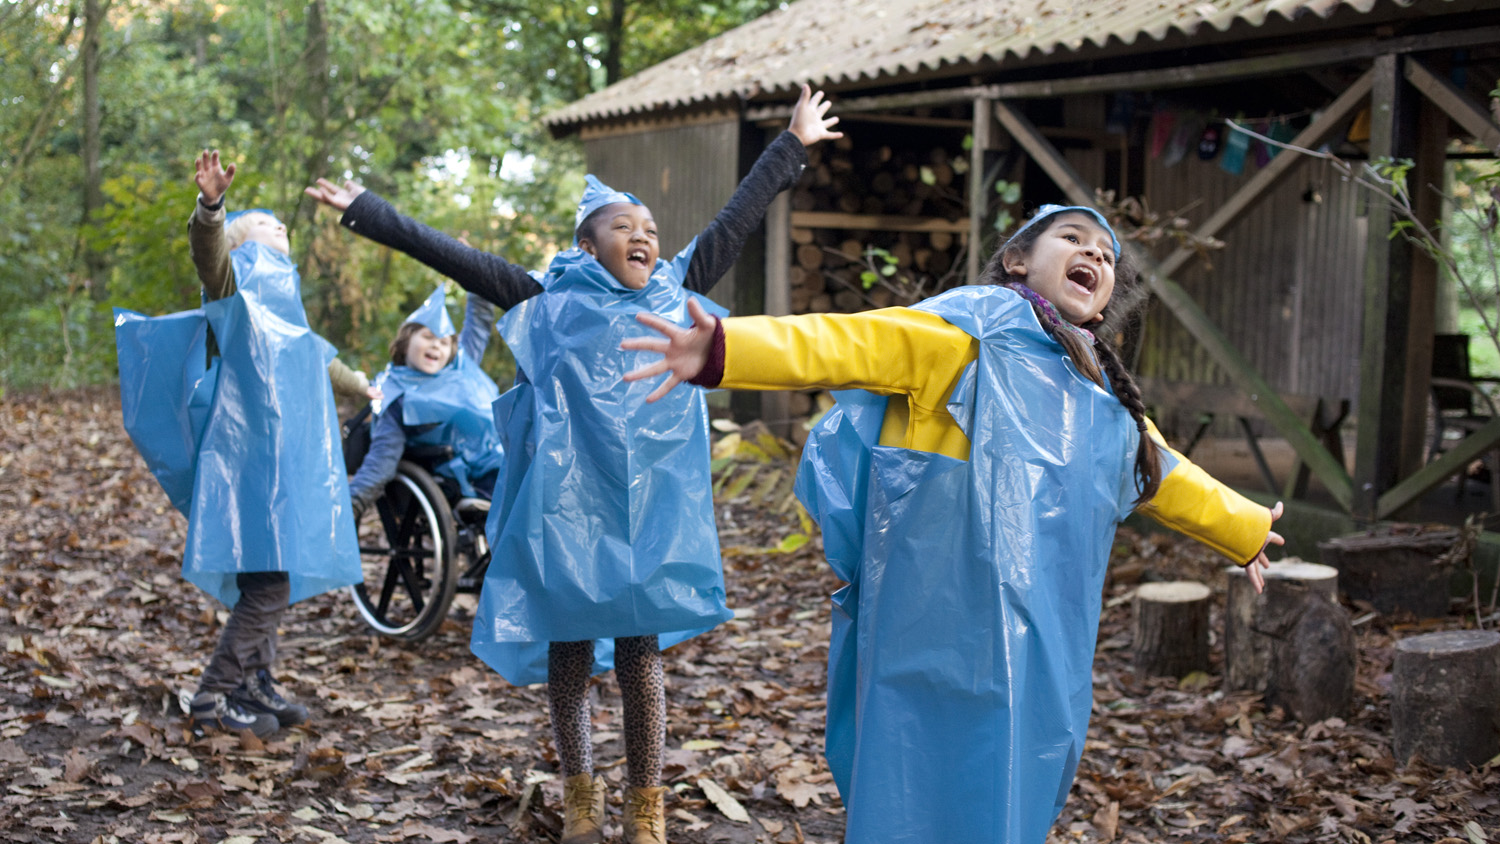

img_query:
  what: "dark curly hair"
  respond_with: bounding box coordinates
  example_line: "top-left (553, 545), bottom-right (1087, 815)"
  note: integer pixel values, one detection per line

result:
top-left (978, 209), bottom-right (1161, 505)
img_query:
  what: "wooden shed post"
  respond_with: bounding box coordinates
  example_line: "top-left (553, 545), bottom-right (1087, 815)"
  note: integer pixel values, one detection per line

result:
top-left (1353, 54), bottom-right (1424, 522)
top-left (967, 97), bottom-right (993, 284)
top-left (762, 189), bottom-right (793, 437)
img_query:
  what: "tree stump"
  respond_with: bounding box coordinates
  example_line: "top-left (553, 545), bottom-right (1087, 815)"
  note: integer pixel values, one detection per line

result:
top-left (1317, 528), bottom-right (1459, 617)
top-left (1392, 630), bottom-right (1500, 768)
top-left (1132, 581), bottom-right (1211, 677)
top-left (1225, 561), bottom-right (1354, 723)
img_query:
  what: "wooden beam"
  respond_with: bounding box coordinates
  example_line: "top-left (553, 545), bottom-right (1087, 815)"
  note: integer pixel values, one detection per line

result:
top-left (1157, 68), bottom-right (1374, 279)
top-left (969, 97), bottom-right (993, 284)
top-left (1404, 57), bottom-right (1500, 152)
top-left (766, 192), bottom-right (791, 316)
top-left (740, 26), bottom-right (1500, 121)
top-left (1377, 417), bottom-right (1500, 519)
top-left (993, 100), bottom-right (1094, 206)
top-left (1148, 275), bottom-right (1355, 510)
top-left (1353, 54), bottom-right (1422, 522)
top-left (994, 98), bottom-right (1355, 508)
top-left (789, 211), bottom-right (970, 233)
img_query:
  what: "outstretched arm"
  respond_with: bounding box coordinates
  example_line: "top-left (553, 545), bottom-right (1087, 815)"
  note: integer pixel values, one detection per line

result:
top-left (188, 149), bottom-right (238, 301)
top-left (305, 178), bottom-right (544, 310)
top-left (682, 84), bottom-right (843, 294)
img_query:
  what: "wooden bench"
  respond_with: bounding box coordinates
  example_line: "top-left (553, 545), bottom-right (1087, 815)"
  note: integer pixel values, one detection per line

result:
top-left (1138, 376), bottom-right (1350, 500)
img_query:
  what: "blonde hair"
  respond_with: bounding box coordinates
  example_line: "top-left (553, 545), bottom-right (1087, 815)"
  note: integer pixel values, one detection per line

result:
top-left (224, 211), bottom-right (277, 251)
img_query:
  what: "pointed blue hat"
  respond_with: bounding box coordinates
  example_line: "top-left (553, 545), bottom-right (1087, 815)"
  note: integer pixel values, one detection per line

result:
top-left (405, 283), bottom-right (456, 337)
top-left (573, 175), bottom-right (643, 245)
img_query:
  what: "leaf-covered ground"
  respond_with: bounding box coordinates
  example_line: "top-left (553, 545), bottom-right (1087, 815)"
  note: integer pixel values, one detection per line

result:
top-left (1, 389), bottom-right (1496, 844)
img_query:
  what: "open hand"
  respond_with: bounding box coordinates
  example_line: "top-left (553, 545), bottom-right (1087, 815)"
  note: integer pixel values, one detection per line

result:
top-left (621, 297), bottom-right (718, 403)
top-left (788, 83), bottom-right (843, 148)
top-left (304, 177), bottom-right (367, 212)
top-left (194, 149), bottom-right (235, 205)
top-left (1245, 500), bottom-right (1285, 594)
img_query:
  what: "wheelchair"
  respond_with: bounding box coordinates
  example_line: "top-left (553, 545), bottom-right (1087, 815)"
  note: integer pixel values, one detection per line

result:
top-left (339, 405), bottom-right (492, 641)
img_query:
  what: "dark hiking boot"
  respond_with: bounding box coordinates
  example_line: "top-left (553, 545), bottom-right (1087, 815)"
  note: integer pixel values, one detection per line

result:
top-left (229, 669), bottom-right (309, 727)
top-left (189, 691), bottom-right (280, 738)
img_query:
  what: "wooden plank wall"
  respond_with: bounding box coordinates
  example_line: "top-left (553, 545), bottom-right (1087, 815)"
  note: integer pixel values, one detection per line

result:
top-left (583, 119), bottom-right (743, 310)
top-left (1137, 150), bottom-right (1367, 414)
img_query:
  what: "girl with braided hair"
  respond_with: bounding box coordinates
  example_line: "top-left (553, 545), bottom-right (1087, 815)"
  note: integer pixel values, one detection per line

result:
top-left (622, 205), bottom-right (1282, 843)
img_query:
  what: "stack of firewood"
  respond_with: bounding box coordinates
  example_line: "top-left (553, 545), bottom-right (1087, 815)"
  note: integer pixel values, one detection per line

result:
top-left (787, 139), bottom-right (969, 316)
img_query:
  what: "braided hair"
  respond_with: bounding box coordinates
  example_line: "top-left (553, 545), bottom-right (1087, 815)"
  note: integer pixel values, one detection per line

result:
top-left (977, 210), bottom-right (1163, 505)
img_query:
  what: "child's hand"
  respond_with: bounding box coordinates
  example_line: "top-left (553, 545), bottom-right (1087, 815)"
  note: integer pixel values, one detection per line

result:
top-left (367, 384), bottom-right (384, 403)
top-left (304, 178), bottom-right (367, 212)
top-left (788, 83), bottom-right (842, 147)
top-left (1246, 500), bottom-right (1285, 594)
top-left (194, 149), bottom-right (235, 205)
top-left (622, 298), bottom-right (717, 403)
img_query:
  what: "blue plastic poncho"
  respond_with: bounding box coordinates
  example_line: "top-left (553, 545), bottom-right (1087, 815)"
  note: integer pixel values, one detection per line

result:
top-left (114, 240), bottom-right (362, 608)
top-left (371, 285), bottom-right (504, 496)
top-left (470, 241), bottom-right (731, 686)
top-left (794, 285), bottom-right (1143, 843)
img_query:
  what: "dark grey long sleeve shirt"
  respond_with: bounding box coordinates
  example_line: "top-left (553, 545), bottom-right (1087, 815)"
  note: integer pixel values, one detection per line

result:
top-left (338, 130), bottom-right (809, 309)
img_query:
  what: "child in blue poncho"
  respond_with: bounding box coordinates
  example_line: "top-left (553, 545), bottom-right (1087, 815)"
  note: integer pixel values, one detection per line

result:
top-left (116, 151), bottom-right (369, 738)
top-left (306, 86), bottom-right (840, 844)
top-left (625, 205), bottom-right (1284, 843)
top-left (347, 283), bottom-right (502, 517)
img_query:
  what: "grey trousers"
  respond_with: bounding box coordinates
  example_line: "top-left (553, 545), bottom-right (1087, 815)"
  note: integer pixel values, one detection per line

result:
top-left (197, 572), bottom-right (290, 695)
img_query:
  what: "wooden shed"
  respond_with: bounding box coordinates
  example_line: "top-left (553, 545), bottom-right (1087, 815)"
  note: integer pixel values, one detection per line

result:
top-left (544, 0), bottom-right (1500, 534)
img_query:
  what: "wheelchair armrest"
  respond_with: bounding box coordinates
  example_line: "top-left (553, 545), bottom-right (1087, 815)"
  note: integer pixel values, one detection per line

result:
top-left (403, 444), bottom-right (455, 463)
top-left (1431, 377), bottom-right (1499, 418)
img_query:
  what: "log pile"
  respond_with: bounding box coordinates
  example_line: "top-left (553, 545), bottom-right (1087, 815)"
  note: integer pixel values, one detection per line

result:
top-left (788, 138), bottom-right (970, 317)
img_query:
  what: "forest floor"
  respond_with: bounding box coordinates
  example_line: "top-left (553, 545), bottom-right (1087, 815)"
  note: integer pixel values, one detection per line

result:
top-left (1, 388), bottom-right (1497, 844)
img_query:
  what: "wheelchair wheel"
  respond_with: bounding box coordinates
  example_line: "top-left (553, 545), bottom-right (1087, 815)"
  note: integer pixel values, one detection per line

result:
top-left (349, 460), bottom-right (459, 641)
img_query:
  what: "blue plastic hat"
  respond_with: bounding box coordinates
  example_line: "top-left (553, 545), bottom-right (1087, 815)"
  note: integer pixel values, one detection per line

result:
top-left (405, 283), bottom-right (456, 337)
top-left (573, 175), bottom-right (643, 245)
top-left (1004, 204), bottom-right (1121, 259)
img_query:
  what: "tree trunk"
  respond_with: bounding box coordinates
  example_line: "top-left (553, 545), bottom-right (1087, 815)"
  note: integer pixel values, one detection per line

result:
top-left (1132, 581), bottom-right (1211, 678)
top-left (81, 0), bottom-right (107, 301)
top-left (1392, 630), bottom-right (1500, 768)
top-left (602, 0), bottom-right (626, 87)
top-left (1317, 528), bottom-right (1458, 618)
top-left (1225, 561), bottom-right (1354, 723)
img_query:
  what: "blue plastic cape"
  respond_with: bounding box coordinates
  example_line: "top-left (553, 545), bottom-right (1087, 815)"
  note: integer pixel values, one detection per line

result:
top-left (572, 175), bottom-right (643, 245)
top-left (372, 354), bottom-right (504, 497)
top-left (470, 242), bottom-right (731, 686)
top-left (794, 285), bottom-right (1142, 843)
top-left (114, 241), bottom-right (362, 608)
top-left (403, 282), bottom-right (457, 337)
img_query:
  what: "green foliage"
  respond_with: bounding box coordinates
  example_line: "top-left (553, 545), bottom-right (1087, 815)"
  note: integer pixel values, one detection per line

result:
top-left (0, 0), bottom-right (773, 393)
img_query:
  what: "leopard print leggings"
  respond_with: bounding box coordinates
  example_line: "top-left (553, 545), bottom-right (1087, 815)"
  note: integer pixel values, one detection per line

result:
top-left (548, 636), bottom-right (664, 788)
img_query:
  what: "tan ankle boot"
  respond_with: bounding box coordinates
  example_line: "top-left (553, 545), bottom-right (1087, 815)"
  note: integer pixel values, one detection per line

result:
top-left (622, 785), bottom-right (668, 844)
top-left (560, 773), bottom-right (605, 844)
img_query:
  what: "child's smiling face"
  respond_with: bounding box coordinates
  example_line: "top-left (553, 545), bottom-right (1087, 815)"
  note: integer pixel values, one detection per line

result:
top-left (578, 203), bottom-right (659, 290)
top-left (405, 326), bottom-right (455, 374)
top-left (1003, 212), bottom-right (1117, 325)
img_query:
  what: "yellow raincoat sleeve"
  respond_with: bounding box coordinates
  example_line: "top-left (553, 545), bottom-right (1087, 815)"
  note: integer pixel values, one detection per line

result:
top-left (720, 309), bottom-right (979, 459)
top-left (1135, 419), bottom-right (1273, 565)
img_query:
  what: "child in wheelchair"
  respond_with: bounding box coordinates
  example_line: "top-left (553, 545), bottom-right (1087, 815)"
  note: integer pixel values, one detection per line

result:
top-left (347, 283), bottom-right (503, 519)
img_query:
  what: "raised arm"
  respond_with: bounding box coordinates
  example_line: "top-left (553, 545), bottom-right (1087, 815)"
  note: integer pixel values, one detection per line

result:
top-left (305, 178), bottom-right (544, 310)
top-left (189, 149), bottom-right (237, 301)
top-left (457, 293), bottom-right (497, 364)
top-left (682, 84), bottom-right (842, 293)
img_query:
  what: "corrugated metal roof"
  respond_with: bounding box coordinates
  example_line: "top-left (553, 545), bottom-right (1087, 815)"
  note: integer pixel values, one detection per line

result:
top-left (544, 0), bottom-right (1441, 130)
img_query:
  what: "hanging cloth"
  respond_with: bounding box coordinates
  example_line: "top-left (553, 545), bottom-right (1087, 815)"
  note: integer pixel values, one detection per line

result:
top-left (470, 242), bottom-right (732, 686)
top-left (795, 285), bottom-right (1142, 843)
